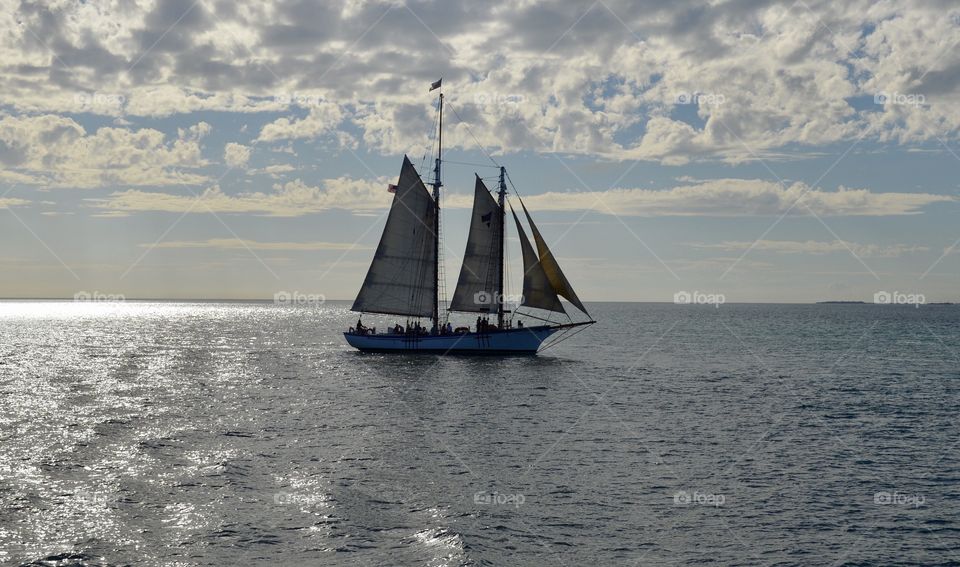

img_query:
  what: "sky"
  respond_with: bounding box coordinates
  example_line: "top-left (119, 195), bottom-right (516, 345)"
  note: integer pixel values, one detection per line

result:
top-left (0, 0), bottom-right (959, 303)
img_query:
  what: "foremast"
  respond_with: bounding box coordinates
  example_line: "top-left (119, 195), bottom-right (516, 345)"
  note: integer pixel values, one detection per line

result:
top-left (431, 91), bottom-right (443, 333)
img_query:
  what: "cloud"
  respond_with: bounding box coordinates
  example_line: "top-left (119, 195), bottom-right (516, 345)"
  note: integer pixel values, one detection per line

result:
top-left (90, 176), bottom-right (392, 216)
top-left (688, 240), bottom-right (930, 258)
top-left (224, 143), bottom-right (251, 168)
top-left (87, 173), bottom-right (951, 218)
top-left (146, 238), bottom-right (370, 251)
top-left (671, 257), bottom-right (776, 271)
top-left (0, 198), bottom-right (30, 209)
top-left (520, 179), bottom-right (954, 216)
top-left (257, 102), bottom-right (345, 142)
top-left (3, 1), bottom-right (959, 162)
top-left (0, 114), bottom-right (210, 188)
top-left (250, 164), bottom-right (297, 176)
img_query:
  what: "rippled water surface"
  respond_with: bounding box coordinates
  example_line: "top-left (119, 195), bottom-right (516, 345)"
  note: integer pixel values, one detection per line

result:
top-left (0, 301), bottom-right (958, 566)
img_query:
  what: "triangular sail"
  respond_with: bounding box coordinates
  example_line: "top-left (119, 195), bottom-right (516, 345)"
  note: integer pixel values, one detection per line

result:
top-left (351, 156), bottom-right (436, 317)
top-left (520, 200), bottom-right (589, 315)
top-left (450, 176), bottom-right (502, 312)
top-left (511, 206), bottom-right (565, 314)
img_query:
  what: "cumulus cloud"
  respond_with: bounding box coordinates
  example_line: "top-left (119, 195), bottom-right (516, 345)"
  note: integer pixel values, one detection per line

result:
top-left (0, 114), bottom-right (210, 188)
top-left (2, 1), bottom-right (958, 162)
top-left (257, 102), bottom-right (345, 142)
top-left (224, 143), bottom-right (251, 168)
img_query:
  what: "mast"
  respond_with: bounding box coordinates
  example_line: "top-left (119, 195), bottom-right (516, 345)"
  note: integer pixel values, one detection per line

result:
top-left (431, 92), bottom-right (443, 332)
top-left (497, 166), bottom-right (507, 328)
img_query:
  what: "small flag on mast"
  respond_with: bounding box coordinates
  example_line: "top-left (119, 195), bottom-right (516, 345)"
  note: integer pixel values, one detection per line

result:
top-left (387, 184), bottom-right (398, 193)
top-left (429, 79), bottom-right (442, 92)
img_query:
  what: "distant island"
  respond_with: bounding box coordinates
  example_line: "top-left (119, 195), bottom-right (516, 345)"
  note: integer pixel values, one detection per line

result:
top-left (816, 300), bottom-right (955, 305)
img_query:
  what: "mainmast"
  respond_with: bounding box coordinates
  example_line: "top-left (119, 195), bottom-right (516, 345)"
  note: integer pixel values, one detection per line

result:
top-left (497, 166), bottom-right (507, 328)
top-left (431, 92), bottom-right (443, 333)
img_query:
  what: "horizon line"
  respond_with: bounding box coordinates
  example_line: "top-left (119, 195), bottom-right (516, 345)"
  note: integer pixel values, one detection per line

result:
top-left (0, 298), bottom-right (954, 305)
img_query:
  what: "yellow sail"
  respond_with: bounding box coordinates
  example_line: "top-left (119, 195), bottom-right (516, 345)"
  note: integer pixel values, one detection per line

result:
top-left (511, 205), bottom-right (565, 314)
top-left (519, 200), bottom-right (589, 315)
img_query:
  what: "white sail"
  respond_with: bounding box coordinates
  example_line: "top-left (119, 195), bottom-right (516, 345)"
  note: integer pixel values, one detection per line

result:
top-left (449, 176), bottom-right (502, 312)
top-left (352, 156), bottom-right (437, 317)
top-left (520, 201), bottom-right (589, 315)
top-left (511, 206), bottom-right (565, 314)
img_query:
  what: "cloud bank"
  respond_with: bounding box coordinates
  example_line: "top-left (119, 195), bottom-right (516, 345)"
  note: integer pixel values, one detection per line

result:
top-left (3, 0), bottom-right (959, 164)
top-left (90, 177), bottom-right (951, 217)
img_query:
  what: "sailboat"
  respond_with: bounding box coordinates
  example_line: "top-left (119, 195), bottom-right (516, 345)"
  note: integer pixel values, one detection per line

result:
top-left (344, 83), bottom-right (594, 354)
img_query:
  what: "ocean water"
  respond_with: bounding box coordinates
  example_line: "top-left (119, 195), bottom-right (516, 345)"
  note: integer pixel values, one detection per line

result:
top-left (0, 301), bottom-right (957, 566)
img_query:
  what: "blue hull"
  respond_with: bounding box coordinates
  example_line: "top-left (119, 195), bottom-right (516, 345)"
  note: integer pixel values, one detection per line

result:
top-left (343, 326), bottom-right (558, 354)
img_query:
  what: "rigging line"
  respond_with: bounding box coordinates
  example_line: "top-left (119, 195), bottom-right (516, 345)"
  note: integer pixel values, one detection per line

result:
top-left (539, 323), bottom-right (592, 353)
top-left (444, 101), bottom-right (521, 204)
top-left (444, 100), bottom-right (501, 169)
top-left (442, 159), bottom-right (501, 169)
top-left (503, 169), bottom-right (525, 200)
top-left (420, 96), bottom-right (442, 180)
top-left (513, 309), bottom-right (562, 325)
top-left (539, 326), bottom-right (573, 352)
